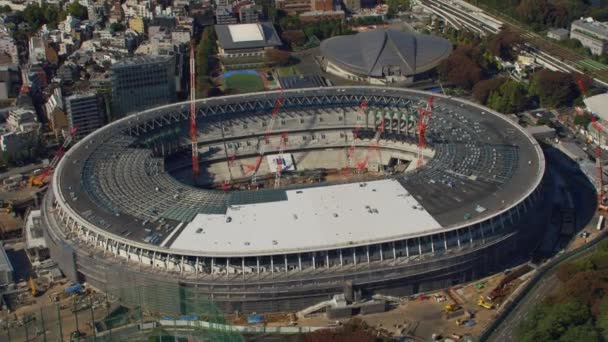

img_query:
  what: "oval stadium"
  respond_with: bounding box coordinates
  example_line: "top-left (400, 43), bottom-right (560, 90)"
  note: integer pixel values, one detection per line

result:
top-left (42, 86), bottom-right (547, 314)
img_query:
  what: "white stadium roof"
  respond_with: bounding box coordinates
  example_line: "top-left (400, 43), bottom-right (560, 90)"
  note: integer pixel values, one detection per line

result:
top-left (170, 179), bottom-right (441, 254)
top-left (228, 23), bottom-right (264, 42)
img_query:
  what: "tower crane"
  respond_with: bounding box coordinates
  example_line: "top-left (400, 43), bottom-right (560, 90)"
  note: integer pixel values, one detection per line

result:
top-left (417, 96), bottom-right (434, 167)
top-left (344, 101), bottom-right (367, 178)
top-left (189, 40), bottom-right (199, 181)
top-left (248, 89), bottom-right (285, 186)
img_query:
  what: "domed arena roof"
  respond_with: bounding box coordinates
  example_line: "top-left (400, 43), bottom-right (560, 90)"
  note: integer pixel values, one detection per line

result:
top-left (320, 30), bottom-right (453, 77)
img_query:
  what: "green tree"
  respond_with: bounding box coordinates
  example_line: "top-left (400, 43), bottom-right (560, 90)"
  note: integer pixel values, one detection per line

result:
top-left (109, 22), bottom-right (125, 33)
top-left (529, 70), bottom-right (579, 108)
top-left (472, 77), bottom-right (507, 104)
top-left (386, 0), bottom-right (410, 18)
top-left (65, 1), bottom-right (87, 20)
top-left (486, 79), bottom-right (528, 113)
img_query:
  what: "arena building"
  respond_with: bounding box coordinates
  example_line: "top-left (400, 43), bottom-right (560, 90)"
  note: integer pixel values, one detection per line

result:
top-left (43, 87), bottom-right (547, 314)
top-left (320, 30), bottom-right (452, 85)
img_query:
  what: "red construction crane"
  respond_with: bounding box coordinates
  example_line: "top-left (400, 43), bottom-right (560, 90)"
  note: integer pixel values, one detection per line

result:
top-left (29, 126), bottom-right (79, 187)
top-left (247, 89), bottom-right (285, 186)
top-left (274, 132), bottom-right (289, 188)
top-left (417, 96), bottom-right (434, 167)
top-left (343, 101), bottom-right (367, 178)
top-left (356, 119), bottom-right (385, 172)
top-left (189, 41), bottom-right (199, 181)
top-left (577, 78), bottom-right (605, 206)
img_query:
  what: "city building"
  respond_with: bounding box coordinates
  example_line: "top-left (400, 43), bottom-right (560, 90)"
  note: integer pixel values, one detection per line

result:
top-left (24, 209), bottom-right (49, 264)
top-left (6, 107), bottom-right (37, 132)
top-left (29, 36), bottom-right (47, 64)
top-left (0, 34), bottom-right (19, 64)
top-left (275, 0), bottom-right (312, 15)
top-left (0, 58), bottom-right (20, 100)
top-left (300, 10), bottom-right (345, 22)
top-left (110, 1), bottom-right (126, 24)
top-left (129, 16), bottom-right (146, 34)
top-left (238, 4), bottom-right (260, 24)
top-left (44, 87), bottom-right (69, 139)
top-left (0, 244), bottom-right (14, 286)
top-left (215, 22), bottom-right (282, 69)
top-left (65, 92), bottom-right (105, 139)
top-left (110, 55), bottom-right (176, 117)
top-left (311, 0), bottom-right (334, 11)
top-left (320, 30), bottom-right (452, 85)
top-left (570, 18), bottom-right (608, 55)
top-left (547, 28), bottom-right (569, 41)
top-left (342, 0), bottom-right (361, 13)
top-left (215, 5), bottom-right (238, 24)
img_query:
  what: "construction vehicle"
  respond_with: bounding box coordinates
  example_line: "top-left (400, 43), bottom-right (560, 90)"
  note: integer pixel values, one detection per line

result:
top-left (444, 304), bottom-right (461, 313)
top-left (0, 201), bottom-right (13, 214)
top-left (69, 330), bottom-right (85, 341)
top-left (28, 126), bottom-right (79, 187)
top-left (29, 277), bottom-right (38, 297)
top-left (477, 296), bottom-right (494, 310)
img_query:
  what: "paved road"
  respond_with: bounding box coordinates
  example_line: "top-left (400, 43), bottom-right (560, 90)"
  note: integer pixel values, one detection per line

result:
top-left (485, 146), bottom-right (599, 341)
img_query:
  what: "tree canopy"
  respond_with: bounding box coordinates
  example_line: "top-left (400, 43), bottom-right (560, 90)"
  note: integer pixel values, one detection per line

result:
top-left (486, 79), bottom-right (529, 113)
top-left (488, 29), bottom-right (520, 61)
top-left (529, 70), bottom-right (581, 108)
top-left (517, 240), bottom-right (608, 341)
top-left (65, 1), bottom-right (88, 20)
top-left (437, 45), bottom-right (485, 89)
top-left (472, 77), bottom-right (507, 104)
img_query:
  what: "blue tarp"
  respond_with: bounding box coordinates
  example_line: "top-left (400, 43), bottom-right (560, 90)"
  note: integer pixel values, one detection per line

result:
top-left (65, 284), bottom-right (84, 294)
top-left (221, 70), bottom-right (259, 78)
top-left (247, 314), bottom-right (265, 324)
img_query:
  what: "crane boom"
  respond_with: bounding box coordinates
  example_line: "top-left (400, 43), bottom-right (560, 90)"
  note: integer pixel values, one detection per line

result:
top-left (250, 89), bottom-right (284, 185)
top-left (190, 41), bottom-right (199, 180)
top-left (417, 96), bottom-right (434, 167)
top-left (29, 126), bottom-right (79, 186)
top-left (344, 101), bottom-right (367, 178)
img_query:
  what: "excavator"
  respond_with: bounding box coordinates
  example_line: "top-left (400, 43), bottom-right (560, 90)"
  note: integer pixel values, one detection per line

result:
top-left (477, 296), bottom-right (494, 310)
top-left (29, 277), bottom-right (38, 297)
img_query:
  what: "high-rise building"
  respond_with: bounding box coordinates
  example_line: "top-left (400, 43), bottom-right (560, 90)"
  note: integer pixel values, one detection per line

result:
top-left (110, 55), bottom-right (176, 117)
top-left (65, 92), bottom-right (104, 139)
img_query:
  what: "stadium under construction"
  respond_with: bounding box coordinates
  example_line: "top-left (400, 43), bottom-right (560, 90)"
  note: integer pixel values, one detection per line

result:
top-left (42, 87), bottom-right (548, 315)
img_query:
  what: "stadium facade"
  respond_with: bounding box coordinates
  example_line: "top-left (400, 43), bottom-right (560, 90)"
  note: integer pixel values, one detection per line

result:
top-left (43, 87), bottom-right (547, 314)
top-left (320, 30), bottom-right (452, 85)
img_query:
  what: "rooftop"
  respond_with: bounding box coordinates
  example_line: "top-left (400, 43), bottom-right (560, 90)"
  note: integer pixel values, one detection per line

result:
top-left (320, 30), bottom-right (452, 77)
top-left (0, 244), bottom-right (13, 274)
top-left (584, 93), bottom-right (608, 120)
top-left (215, 22), bottom-right (281, 50)
top-left (228, 23), bottom-right (264, 42)
top-left (572, 18), bottom-right (608, 38)
top-left (170, 179), bottom-right (440, 253)
top-left (54, 87), bottom-right (543, 256)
